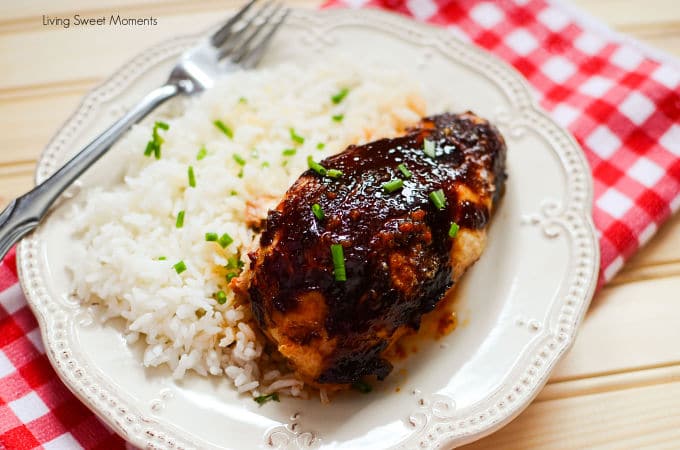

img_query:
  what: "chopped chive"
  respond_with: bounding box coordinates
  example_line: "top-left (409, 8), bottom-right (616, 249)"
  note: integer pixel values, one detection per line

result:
top-left (230, 190), bottom-right (238, 196)
top-left (311, 203), bottom-right (325, 220)
top-left (289, 128), bottom-right (305, 145)
top-left (261, 161), bottom-right (270, 168)
top-left (226, 256), bottom-right (243, 270)
top-left (449, 222), bottom-right (460, 238)
top-left (233, 154), bottom-right (246, 166)
top-left (397, 163), bottom-right (412, 179)
top-left (352, 381), bottom-right (373, 393)
top-left (330, 244), bottom-right (346, 282)
top-left (213, 120), bottom-right (233, 139)
top-left (316, 142), bottom-right (326, 150)
top-left (157, 256), bottom-right (167, 261)
top-left (175, 210), bottom-right (185, 228)
top-left (215, 290), bottom-right (227, 305)
top-left (307, 156), bottom-right (327, 176)
top-left (423, 139), bottom-right (436, 159)
top-left (144, 141), bottom-right (155, 157)
top-left (282, 148), bottom-right (297, 156)
top-left (326, 169), bottom-right (343, 178)
top-left (188, 166), bottom-right (196, 188)
top-left (205, 232), bottom-right (218, 242)
top-left (225, 255), bottom-right (243, 283)
top-left (331, 87), bottom-right (349, 104)
top-left (196, 147), bottom-right (207, 160)
top-left (173, 261), bottom-right (187, 274)
top-left (254, 393), bottom-right (279, 405)
top-left (237, 169), bottom-right (244, 178)
top-left (429, 189), bottom-right (446, 210)
top-left (238, 97), bottom-right (247, 104)
top-left (144, 121), bottom-right (169, 159)
top-left (153, 122), bottom-right (168, 159)
top-left (219, 233), bottom-right (234, 248)
top-left (332, 114), bottom-right (344, 122)
top-left (226, 272), bottom-right (238, 282)
top-left (382, 179), bottom-right (404, 193)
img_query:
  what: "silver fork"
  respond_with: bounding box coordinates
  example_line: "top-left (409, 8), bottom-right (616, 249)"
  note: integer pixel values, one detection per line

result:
top-left (0, 0), bottom-right (289, 259)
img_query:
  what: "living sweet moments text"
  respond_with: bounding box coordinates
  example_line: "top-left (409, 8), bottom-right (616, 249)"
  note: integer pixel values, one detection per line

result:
top-left (42, 14), bottom-right (158, 28)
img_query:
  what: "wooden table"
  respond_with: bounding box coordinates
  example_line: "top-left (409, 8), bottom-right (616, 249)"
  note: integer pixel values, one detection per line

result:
top-left (1, 1), bottom-right (679, 448)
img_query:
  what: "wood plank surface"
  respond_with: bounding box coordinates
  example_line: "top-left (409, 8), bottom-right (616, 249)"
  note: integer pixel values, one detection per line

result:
top-left (1, 1), bottom-right (679, 448)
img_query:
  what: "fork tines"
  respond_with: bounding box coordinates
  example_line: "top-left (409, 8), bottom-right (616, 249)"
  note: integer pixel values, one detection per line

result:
top-left (210, 0), bottom-right (289, 69)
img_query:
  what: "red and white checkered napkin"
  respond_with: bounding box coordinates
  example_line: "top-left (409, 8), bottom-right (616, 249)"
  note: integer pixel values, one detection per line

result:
top-left (0, 248), bottom-right (126, 449)
top-left (1, 1), bottom-right (679, 448)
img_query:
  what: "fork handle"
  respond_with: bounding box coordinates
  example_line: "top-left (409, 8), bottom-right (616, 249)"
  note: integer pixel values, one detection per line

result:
top-left (0, 83), bottom-right (181, 260)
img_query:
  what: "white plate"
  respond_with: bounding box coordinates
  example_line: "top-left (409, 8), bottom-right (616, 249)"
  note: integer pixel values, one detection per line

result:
top-left (17, 9), bottom-right (599, 449)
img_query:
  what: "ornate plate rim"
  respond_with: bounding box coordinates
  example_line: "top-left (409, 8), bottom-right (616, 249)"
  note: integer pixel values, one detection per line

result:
top-left (16, 8), bottom-right (600, 449)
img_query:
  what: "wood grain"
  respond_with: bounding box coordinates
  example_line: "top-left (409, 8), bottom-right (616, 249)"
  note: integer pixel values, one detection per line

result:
top-left (0, 1), bottom-right (679, 448)
top-left (464, 380), bottom-right (680, 449)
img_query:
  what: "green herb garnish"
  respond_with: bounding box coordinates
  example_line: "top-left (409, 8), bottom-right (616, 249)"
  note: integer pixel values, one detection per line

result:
top-left (332, 114), bottom-right (344, 122)
top-left (311, 203), bottom-right (324, 220)
top-left (397, 163), bottom-right (412, 179)
top-left (449, 222), bottom-right (460, 238)
top-left (225, 256), bottom-right (244, 282)
top-left (330, 244), bottom-right (346, 282)
top-left (144, 121), bottom-right (169, 159)
top-left (238, 97), bottom-right (247, 104)
top-left (352, 381), bottom-right (372, 393)
top-left (205, 232), bottom-right (218, 242)
top-left (213, 120), bottom-right (233, 139)
top-left (254, 393), bottom-right (279, 405)
top-left (157, 256), bottom-right (167, 261)
top-left (219, 233), bottom-right (234, 248)
top-left (326, 169), bottom-right (343, 178)
top-left (233, 154), bottom-right (246, 166)
top-left (429, 189), bottom-right (446, 210)
top-left (382, 179), bottom-right (404, 193)
top-left (173, 261), bottom-right (187, 274)
top-left (331, 87), bottom-right (349, 104)
top-left (226, 256), bottom-right (244, 270)
top-left (423, 139), bottom-right (436, 159)
top-left (188, 166), bottom-right (196, 188)
top-left (316, 142), bottom-right (326, 150)
top-left (196, 146), bottom-right (207, 160)
top-left (144, 141), bottom-right (155, 157)
top-left (175, 210), bottom-right (185, 228)
top-left (307, 156), bottom-right (327, 176)
top-left (289, 128), bottom-right (305, 145)
top-left (215, 290), bottom-right (227, 305)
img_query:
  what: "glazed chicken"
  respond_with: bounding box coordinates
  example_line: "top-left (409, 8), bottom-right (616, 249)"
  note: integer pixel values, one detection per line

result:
top-left (247, 112), bottom-right (507, 385)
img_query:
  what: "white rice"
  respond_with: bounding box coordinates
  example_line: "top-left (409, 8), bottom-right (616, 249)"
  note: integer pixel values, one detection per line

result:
top-left (68, 57), bottom-right (425, 398)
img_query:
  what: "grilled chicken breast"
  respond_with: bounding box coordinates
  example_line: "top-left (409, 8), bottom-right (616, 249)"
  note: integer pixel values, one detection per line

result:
top-left (247, 112), bottom-right (507, 385)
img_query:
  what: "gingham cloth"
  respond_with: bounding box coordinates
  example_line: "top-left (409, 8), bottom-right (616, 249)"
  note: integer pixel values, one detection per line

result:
top-left (1, 0), bottom-right (679, 448)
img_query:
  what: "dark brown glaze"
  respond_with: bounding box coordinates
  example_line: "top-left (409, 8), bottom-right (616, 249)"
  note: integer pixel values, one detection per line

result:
top-left (248, 112), bottom-right (506, 385)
